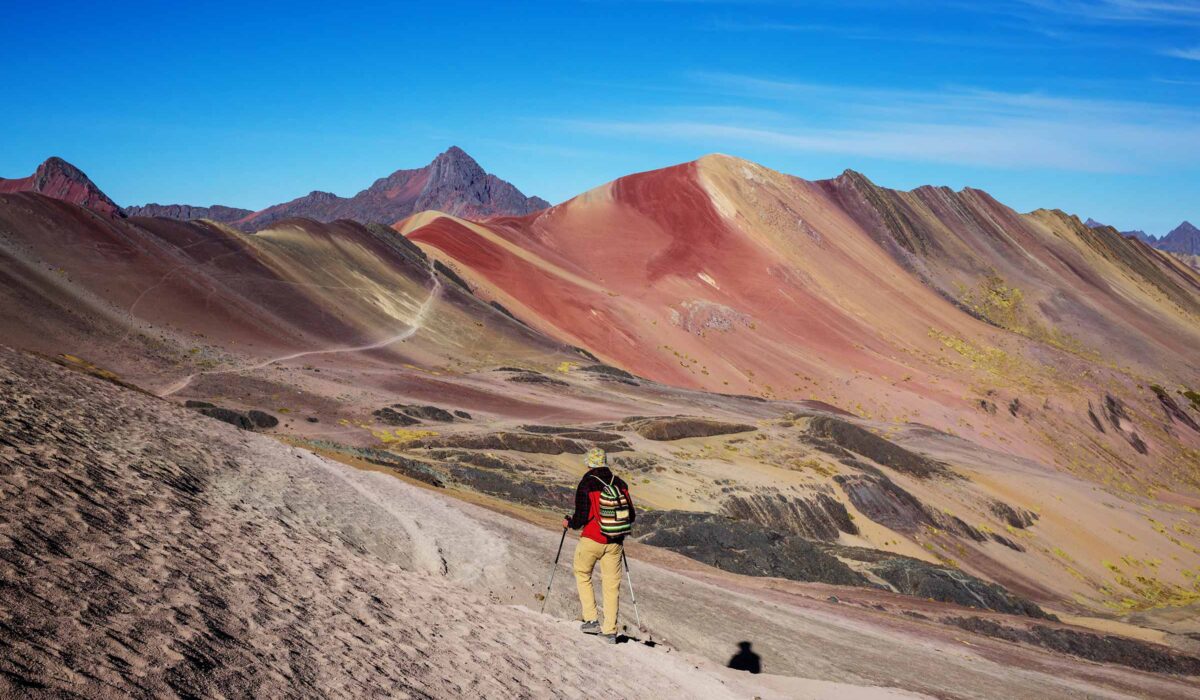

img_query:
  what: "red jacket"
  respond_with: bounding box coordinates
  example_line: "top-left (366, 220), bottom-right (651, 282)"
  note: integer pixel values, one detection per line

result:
top-left (567, 467), bottom-right (636, 544)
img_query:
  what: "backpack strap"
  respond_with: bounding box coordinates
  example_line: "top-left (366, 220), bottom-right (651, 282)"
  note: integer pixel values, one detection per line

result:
top-left (589, 473), bottom-right (614, 488)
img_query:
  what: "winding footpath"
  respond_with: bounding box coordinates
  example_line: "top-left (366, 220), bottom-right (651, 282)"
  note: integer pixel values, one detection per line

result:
top-left (159, 268), bottom-right (442, 398)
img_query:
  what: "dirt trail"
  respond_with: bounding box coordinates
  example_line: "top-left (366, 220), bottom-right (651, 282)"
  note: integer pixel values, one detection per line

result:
top-left (158, 267), bottom-right (442, 397)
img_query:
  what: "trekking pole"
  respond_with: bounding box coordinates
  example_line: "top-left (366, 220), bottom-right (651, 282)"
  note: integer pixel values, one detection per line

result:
top-left (540, 525), bottom-right (569, 614)
top-left (621, 549), bottom-right (643, 629)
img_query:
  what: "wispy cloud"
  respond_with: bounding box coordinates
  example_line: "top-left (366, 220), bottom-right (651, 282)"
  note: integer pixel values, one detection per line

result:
top-left (702, 17), bottom-right (1039, 48)
top-left (1164, 45), bottom-right (1200, 60)
top-left (1001, 0), bottom-right (1200, 25)
top-left (548, 72), bottom-right (1200, 173)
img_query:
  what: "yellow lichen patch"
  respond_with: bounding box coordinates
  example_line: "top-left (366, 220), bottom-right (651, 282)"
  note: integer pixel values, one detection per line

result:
top-left (373, 428), bottom-right (438, 445)
top-left (957, 274), bottom-right (1097, 359)
top-left (926, 328), bottom-right (1016, 378)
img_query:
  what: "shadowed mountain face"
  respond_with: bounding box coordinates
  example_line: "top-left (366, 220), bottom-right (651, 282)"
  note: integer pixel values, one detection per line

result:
top-left (125, 147), bottom-right (549, 230)
top-left (0, 157), bottom-right (123, 217)
top-left (1158, 221), bottom-right (1200, 255)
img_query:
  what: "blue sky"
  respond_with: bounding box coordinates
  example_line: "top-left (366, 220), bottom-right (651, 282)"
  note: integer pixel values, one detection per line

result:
top-left (2, 0), bottom-right (1198, 234)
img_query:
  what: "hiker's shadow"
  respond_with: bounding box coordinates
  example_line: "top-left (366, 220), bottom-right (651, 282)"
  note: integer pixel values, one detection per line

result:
top-left (728, 641), bottom-right (761, 674)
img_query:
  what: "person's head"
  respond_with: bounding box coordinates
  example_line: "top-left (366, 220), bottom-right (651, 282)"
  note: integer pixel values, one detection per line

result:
top-left (737, 641), bottom-right (753, 651)
top-left (584, 447), bottom-right (607, 470)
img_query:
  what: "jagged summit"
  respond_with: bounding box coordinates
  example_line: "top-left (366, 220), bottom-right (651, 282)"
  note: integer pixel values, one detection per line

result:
top-left (0, 156), bottom-right (123, 217)
top-left (1159, 220), bottom-right (1200, 255)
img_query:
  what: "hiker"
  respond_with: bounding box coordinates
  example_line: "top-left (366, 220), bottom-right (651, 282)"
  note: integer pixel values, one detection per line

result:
top-left (562, 447), bottom-right (635, 643)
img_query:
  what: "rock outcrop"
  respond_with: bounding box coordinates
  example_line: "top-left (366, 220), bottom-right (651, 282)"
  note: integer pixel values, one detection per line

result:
top-left (720, 489), bottom-right (858, 541)
top-left (635, 510), bottom-right (867, 587)
top-left (625, 416), bottom-right (756, 441)
top-left (806, 417), bottom-right (949, 479)
top-left (124, 202), bottom-right (252, 223)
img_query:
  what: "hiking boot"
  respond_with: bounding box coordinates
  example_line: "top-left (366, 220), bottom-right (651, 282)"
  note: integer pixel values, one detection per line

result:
top-left (580, 620), bottom-right (600, 635)
top-left (599, 633), bottom-right (619, 644)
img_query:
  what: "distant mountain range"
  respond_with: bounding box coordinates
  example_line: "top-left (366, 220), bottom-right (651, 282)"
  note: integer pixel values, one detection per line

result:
top-left (2, 147), bottom-right (549, 231)
top-left (1084, 217), bottom-right (1199, 254)
top-left (126, 146), bottom-right (549, 228)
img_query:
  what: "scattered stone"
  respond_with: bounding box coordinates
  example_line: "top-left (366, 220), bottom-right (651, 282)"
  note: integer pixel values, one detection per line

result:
top-left (806, 416), bottom-right (950, 479)
top-left (505, 372), bottom-right (569, 388)
top-left (433, 259), bottom-right (471, 292)
top-left (635, 510), bottom-right (867, 587)
top-left (947, 617), bottom-right (1200, 675)
top-left (577, 364), bottom-right (640, 385)
top-left (394, 405), bottom-right (456, 422)
top-left (626, 417), bottom-right (756, 441)
top-left (520, 425), bottom-right (627, 444)
top-left (611, 455), bottom-right (657, 473)
top-left (409, 432), bottom-right (621, 455)
top-left (870, 558), bottom-right (1050, 618)
top-left (1150, 385), bottom-right (1200, 433)
top-left (1103, 394), bottom-right (1148, 454)
top-left (373, 407), bottom-right (421, 426)
top-left (373, 404), bottom-right (459, 425)
top-left (196, 407), bottom-right (254, 431)
top-left (449, 466), bottom-right (573, 511)
top-left (989, 501), bottom-right (1038, 529)
top-left (721, 490), bottom-right (858, 541)
top-left (247, 410), bottom-right (279, 429)
top-left (833, 474), bottom-right (932, 533)
top-left (430, 450), bottom-right (530, 473)
top-left (989, 532), bottom-right (1025, 552)
top-left (816, 542), bottom-right (1052, 619)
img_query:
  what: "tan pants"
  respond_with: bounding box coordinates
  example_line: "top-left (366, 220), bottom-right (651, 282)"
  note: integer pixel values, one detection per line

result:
top-left (573, 537), bottom-right (623, 635)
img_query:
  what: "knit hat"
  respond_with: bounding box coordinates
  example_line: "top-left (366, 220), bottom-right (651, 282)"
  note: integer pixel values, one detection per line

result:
top-left (584, 447), bottom-right (607, 469)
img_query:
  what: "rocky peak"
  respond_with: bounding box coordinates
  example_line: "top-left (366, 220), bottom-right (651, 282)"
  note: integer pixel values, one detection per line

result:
top-left (1171, 220), bottom-right (1197, 236)
top-left (0, 157), bottom-right (123, 217)
top-left (425, 146), bottom-right (486, 187)
top-left (1159, 220), bottom-right (1200, 255)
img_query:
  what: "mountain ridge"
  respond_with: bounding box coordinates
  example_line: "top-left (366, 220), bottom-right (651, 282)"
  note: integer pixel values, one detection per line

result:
top-left (127, 146), bottom-right (549, 229)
